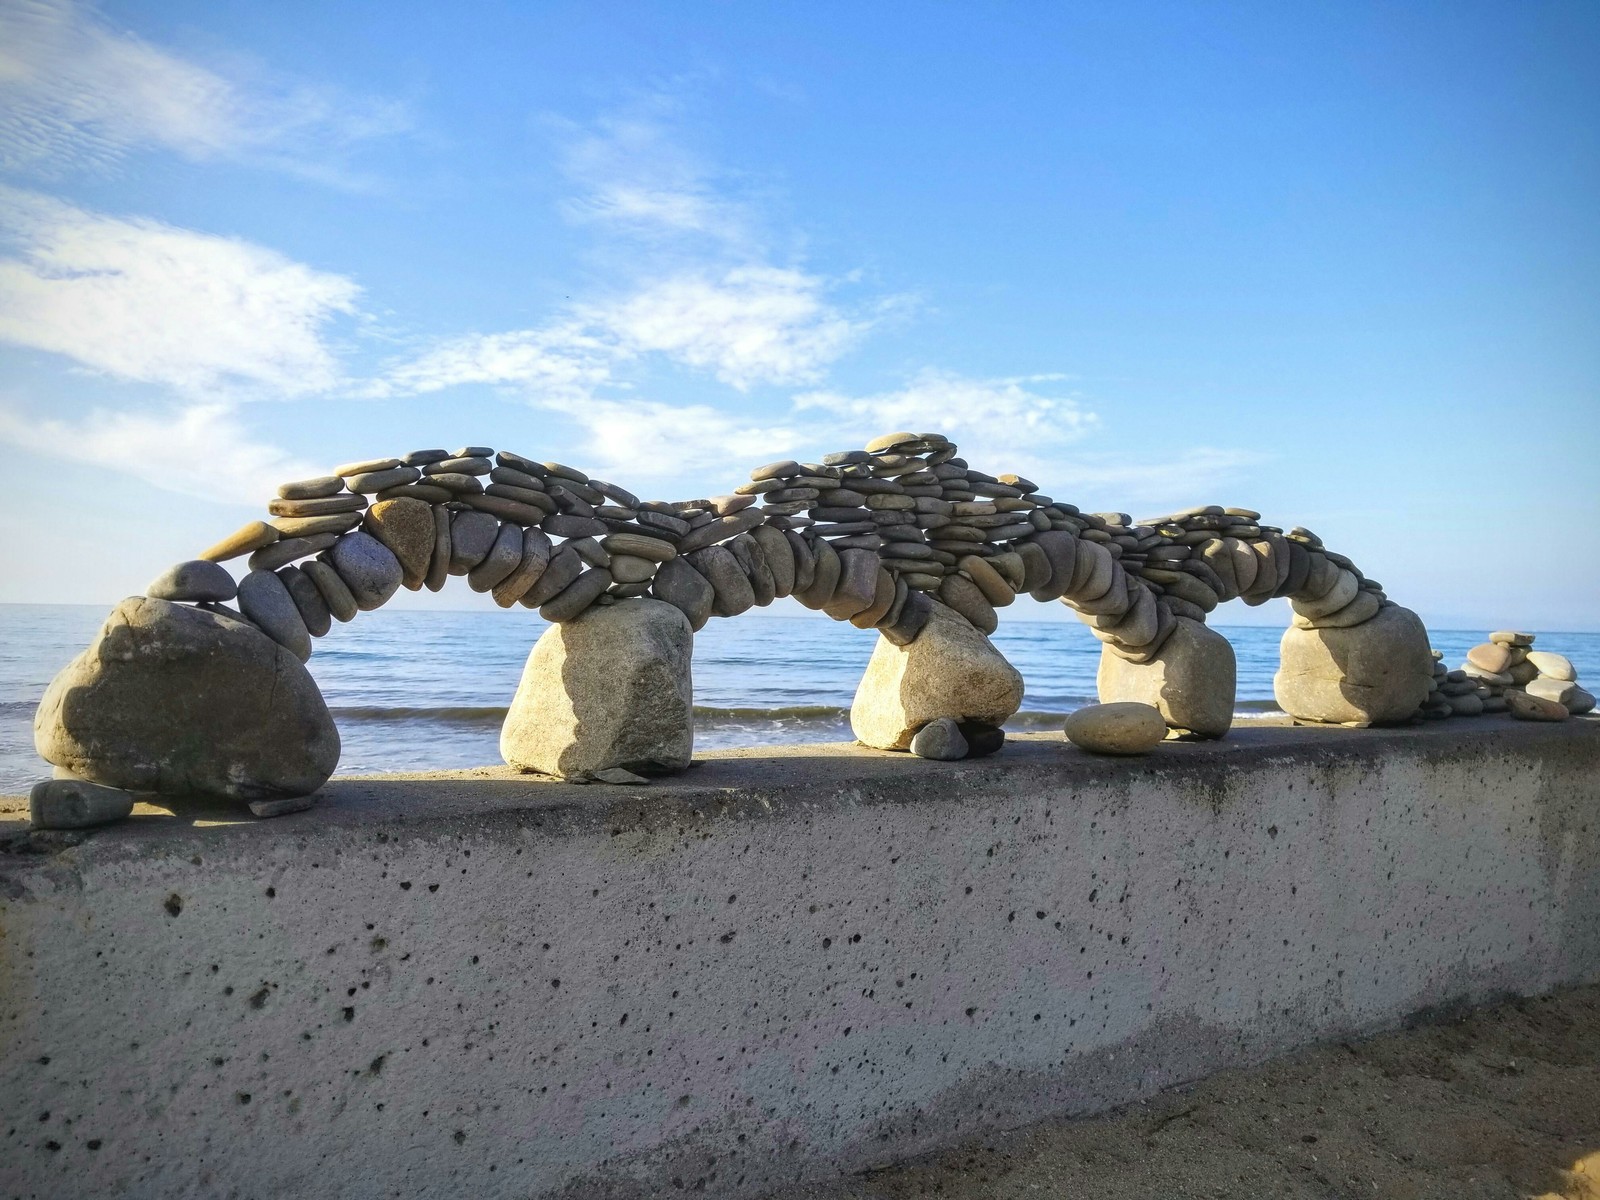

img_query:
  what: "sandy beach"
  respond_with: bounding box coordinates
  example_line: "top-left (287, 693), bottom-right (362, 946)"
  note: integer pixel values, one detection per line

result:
top-left (795, 985), bottom-right (1600, 1200)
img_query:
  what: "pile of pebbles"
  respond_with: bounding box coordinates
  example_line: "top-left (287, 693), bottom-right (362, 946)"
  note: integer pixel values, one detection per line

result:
top-left (1419, 632), bottom-right (1594, 721)
top-left (144, 432), bottom-right (1396, 666)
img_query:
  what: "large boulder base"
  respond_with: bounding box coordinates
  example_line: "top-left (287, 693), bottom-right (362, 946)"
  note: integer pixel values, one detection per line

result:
top-left (500, 599), bottom-right (694, 778)
top-left (1096, 615), bottom-right (1236, 738)
top-left (1274, 603), bottom-right (1433, 726)
top-left (851, 600), bottom-right (1025, 751)
top-left (34, 597), bottom-right (340, 801)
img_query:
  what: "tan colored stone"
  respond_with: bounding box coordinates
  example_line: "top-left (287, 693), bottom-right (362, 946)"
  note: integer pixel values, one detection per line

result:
top-left (1062, 702), bottom-right (1166, 755)
top-left (1490, 630), bottom-right (1535, 647)
top-left (1273, 604), bottom-right (1432, 726)
top-left (1290, 588), bottom-right (1381, 630)
top-left (865, 430), bottom-right (918, 453)
top-left (1290, 568), bottom-right (1358, 621)
top-left (500, 599), bottom-right (693, 778)
top-left (1525, 651), bottom-right (1576, 681)
top-left (270, 513), bottom-right (363, 539)
top-left (1097, 616), bottom-right (1235, 738)
top-left (1466, 642), bottom-right (1515, 674)
top-left (199, 520), bottom-right (279, 563)
top-left (959, 555), bottom-right (1015, 607)
top-left (1506, 689), bottom-right (1568, 722)
top-left (1526, 677), bottom-right (1579, 707)
top-left (364, 497), bottom-right (436, 590)
top-left (1094, 584), bottom-right (1158, 649)
top-left (850, 600), bottom-right (1023, 750)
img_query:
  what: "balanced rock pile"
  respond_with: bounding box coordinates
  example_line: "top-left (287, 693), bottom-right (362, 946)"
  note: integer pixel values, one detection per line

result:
top-left (32, 428), bottom-right (1457, 825)
top-left (1420, 631), bottom-right (1594, 722)
top-left (156, 433), bottom-right (1415, 714)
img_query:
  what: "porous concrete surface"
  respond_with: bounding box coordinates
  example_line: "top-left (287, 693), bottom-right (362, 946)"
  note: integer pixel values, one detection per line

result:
top-left (795, 982), bottom-right (1600, 1199)
top-left (2, 718), bottom-right (1598, 1198)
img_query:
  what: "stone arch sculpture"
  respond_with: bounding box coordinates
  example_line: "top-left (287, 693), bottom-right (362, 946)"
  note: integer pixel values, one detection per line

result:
top-left (33, 432), bottom-right (1435, 813)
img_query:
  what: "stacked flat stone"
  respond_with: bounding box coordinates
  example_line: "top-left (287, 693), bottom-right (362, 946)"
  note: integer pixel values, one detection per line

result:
top-left (1116, 509), bottom-right (1392, 651)
top-left (155, 433), bottom-right (1399, 667)
top-left (1419, 650), bottom-right (1495, 718)
top-left (1446, 632), bottom-right (1594, 720)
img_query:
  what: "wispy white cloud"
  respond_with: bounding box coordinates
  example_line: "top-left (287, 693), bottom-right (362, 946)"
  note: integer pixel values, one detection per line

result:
top-left (0, 0), bottom-right (408, 179)
top-left (554, 104), bottom-right (747, 244)
top-left (542, 396), bottom-right (801, 485)
top-left (0, 186), bottom-right (360, 394)
top-left (375, 97), bottom-right (880, 436)
top-left (377, 264), bottom-right (867, 399)
top-left (0, 398), bottom-right (315, 504)
top-left (588, 266), bottom-right (864, 388)
top-left (366, 322), bottom-right (610, 402)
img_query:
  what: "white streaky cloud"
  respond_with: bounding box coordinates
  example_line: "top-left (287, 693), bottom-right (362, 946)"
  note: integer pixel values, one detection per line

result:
top-left (0, 399), bottom-right (317, 505)
top-left (369, 324), bottom-right (612, 402)
top-left (538, 396), bottom-right (801, 488)
top-left (379, 266), bottom-right (867, 397)
top-left (792, 370), bottom-right (1100, 480)
top-left (0, 0), bottom-right (408, 177)
top-left (556, 108), bottom-right (745, 243)
top-left (588, 266), bottom-right (865, 389)
top-left (0, 187), bottom-right (360, 394)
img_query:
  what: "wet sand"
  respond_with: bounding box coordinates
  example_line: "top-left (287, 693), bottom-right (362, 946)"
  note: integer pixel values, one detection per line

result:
top-left (794, 984), bottom-right (1600, 1200)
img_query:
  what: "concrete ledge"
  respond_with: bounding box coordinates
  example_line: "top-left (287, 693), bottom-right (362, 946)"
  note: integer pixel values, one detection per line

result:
top-left (3, 718), bottom-right (1599, 1198)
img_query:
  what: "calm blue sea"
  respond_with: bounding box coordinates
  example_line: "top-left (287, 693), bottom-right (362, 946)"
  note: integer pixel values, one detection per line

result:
top-left (3, 604), bottom-right (1597, 795)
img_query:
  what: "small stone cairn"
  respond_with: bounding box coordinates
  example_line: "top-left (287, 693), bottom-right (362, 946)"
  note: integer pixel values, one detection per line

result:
top-left (1419, 632), bottom-right (1594, 722)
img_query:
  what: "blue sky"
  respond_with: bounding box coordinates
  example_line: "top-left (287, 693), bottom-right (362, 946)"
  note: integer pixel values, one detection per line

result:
top-left (0, 0), bottom-right (1595, 628)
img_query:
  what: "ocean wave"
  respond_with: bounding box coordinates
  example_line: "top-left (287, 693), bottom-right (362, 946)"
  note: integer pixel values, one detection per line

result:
top-left (327, 700), bottom-right (1286, 727)
top-left (697, 704), bottom-right (846, 720)
top-left (330, 705), bottom-right (508, 724)
top-left (327, 703), bottom-right (855, 725)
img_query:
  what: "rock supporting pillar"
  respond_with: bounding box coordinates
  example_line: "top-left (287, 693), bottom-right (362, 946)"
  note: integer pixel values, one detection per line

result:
top-left (500, 599), bottom-right (694, 778)
top-left (1274, 603), bottom-right (1432, 725)
top-left (33, 597), bottom-right (339, 802)
top-left (850, 600), bottom-right (1025, 751)
top-left (1096, 616), bottom-right (1236, 738)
